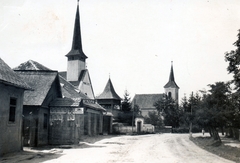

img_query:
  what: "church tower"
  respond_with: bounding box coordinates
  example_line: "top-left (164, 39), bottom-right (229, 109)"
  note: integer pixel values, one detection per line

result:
top-left (164, 62), bottom-right (179, 103)
top-left (66, 1), bottom-right (87, 82)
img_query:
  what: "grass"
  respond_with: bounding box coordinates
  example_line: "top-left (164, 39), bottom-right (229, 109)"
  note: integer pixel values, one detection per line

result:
top-left (190, 136), bottom-right (240, 162)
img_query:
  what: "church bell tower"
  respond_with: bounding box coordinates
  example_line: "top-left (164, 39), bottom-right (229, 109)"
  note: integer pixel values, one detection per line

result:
top-left (164, 61), bottom-right (179, 103)
top-left (66, 0), bottom-right (87, 82)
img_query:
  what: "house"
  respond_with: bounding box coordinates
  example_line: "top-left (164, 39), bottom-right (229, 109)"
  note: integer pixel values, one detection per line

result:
top-left (96, 78), bottom-right (122, 134)
top-left (0, 58), bottom-right (31, 156)
top-left (13, 69), bottom-right (62, 147)
top-left (133, 62), bottom-right (179, 117)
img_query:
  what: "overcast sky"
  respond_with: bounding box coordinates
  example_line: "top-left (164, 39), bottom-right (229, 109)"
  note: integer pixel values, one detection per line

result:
top-left (0, 0), bottom-right (239, 101)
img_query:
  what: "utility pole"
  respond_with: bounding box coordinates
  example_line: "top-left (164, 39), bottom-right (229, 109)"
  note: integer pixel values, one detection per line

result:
top-left (189, 92), bottom-right (193, 137)
top-left (132, 99), bottom-right (136, 134)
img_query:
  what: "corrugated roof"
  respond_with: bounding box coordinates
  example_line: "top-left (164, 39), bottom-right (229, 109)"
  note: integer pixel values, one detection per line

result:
top-left (132, 94), bottom-right (163, 109)
top-left (0, 58), bottom-right (31, 90)
top-left (96, 78), bottom-right (121, 100)
top-left (15, 70), bottom-right (60, 106)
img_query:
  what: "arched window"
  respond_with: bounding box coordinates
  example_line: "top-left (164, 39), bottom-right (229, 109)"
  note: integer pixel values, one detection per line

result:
top-left (168, 92), bottom-right (172, 98)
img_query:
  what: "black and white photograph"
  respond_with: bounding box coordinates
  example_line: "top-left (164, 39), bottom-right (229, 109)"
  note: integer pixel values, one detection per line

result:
top-left (1, 0), bottom-right (240, 162)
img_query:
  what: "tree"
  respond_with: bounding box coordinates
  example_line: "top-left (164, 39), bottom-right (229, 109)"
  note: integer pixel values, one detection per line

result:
top-left (225, 29), bottom-right (240, 92)
top-left (154, 94), bottom-right (180, 128)
top-left (121, 90), bottom-right (132, 111)
top-left (194, 82), bottom-right (231, 142)
top-left (144, 111), bottom-right (164, 128)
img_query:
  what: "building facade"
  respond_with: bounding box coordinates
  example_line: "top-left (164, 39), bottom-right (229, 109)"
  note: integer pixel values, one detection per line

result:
top-left (0, 58), bottom-right (31, 156)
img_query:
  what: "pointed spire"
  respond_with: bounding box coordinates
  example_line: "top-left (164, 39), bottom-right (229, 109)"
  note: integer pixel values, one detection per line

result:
top-left (164, 61), bottom-right (179, 88)
top-left (169, 61), bottom-right (175, 82)
top-left (66, 0), bottom-right (87, 59)
top-left (97, 78), bottom-right (121, 100)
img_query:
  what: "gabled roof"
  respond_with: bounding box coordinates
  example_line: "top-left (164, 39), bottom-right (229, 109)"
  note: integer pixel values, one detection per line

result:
top-left (14, 60), bottom-right (88, 100)
top-left (164, 62), bottom-right (179, 89)
top-left (13, 60), bottom-right (51, 71)
top-left (65, 2), bottom-right (87, 59)
top-left (59, 75), bottom-right (90, 99)
top-left (59, 70), bottom-right (95, 99)
top-left (0, 58), bottom-right (31, 90)
top-left (96, 78), bottom-right (121, 100)
top-left (15, 70), bottom-right (61, 106)
top-left (133, 94), bottom-right (163, 109)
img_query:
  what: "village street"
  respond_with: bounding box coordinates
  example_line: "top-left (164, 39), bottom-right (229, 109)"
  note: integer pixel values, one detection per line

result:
top-left (1, 133), bottom-right (234, 163)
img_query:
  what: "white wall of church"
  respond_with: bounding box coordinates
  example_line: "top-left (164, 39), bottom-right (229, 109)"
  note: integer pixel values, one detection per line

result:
top-left (67, 60), bottom-right (85, 81)
top-left (164, 87), bottom-right (179, 103)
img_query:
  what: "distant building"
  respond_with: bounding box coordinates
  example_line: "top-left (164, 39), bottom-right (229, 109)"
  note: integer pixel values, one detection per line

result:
top-left (164, 61), bottom-right (180, 104)
top-left (0, 58), bottom-right (31, 156)
top-left (133, 62), bottom-right (179, 117)
top-left (132, 94), bottom-right (164, 117)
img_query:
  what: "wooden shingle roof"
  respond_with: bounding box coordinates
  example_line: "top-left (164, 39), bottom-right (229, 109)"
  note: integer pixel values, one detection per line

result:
top-left (96, 78), bottom-right (121, 100)
top-left (59, 75), bottom-right (90, 99)
top-left (15, 70), bottom-right (60, 106)
top-left (49, 98), bottom-right (81, 107)
top-left (13, 60), bottom-right (51, 71)
top-left (0, 58), bottom-right (31, 90)
top-left (65, 2), bottom-right (87, 59)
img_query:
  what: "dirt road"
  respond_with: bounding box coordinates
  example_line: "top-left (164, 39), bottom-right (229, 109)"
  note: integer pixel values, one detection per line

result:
top-left (3, 134), bottom-right (234, 163)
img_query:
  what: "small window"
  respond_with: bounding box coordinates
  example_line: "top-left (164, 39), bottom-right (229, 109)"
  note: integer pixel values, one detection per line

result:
top-left (168, 92), bottom-right (172, 98)
top-left (44, 113), bottom-right (48, 129)
top-left (9, 98), bottom-right (17, 122)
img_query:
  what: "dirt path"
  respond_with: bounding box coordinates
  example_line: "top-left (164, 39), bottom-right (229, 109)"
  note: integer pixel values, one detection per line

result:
top-left (2, 134), bottom-right (234, 163)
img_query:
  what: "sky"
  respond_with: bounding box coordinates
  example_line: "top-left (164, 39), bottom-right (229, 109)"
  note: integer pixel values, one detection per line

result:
top-left (0, 0), bottom-right (240, 102)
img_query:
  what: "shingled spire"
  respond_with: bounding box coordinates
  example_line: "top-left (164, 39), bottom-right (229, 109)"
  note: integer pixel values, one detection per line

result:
top-left (66, 1), bottom-right (88, 82)
top-left (164, 61), bottom-right (179, 89)
top-left (66, 1), bottom-right (87, 59)
top-left (97, 78), bottom-right (121, 100)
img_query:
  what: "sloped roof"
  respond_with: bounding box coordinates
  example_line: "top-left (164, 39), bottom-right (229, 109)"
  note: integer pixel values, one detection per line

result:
top-left (59, 75), bottom-right (90, 99)
top-left (59, 70), bottom-right (87, 87)
top-left (164, 63), bottom-right (179, 89)
top-left (14, 60), bottom-right (87, 100)
top-left (49, 98), bottom-right (81, 107)
top-left (59, 70), bottom-right (95, 99)
top-left (96, 78), bottom-right (121, 100)
top-left (13, 60), bottom-right (51, 71)
top-left (83, 102), bottom-right (106, 112)
top-left (133, 94), bottom-right (163, 109)
top-left (0, 58), bottom-right (31, 90)
top-left (15, 70), bottom-right (60, 106)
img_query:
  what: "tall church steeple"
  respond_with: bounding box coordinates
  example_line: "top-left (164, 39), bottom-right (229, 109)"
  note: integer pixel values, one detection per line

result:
top-left (66, 0), bottom-right (88, 82)
top-left (164, 61), bottom-right (179, 103)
